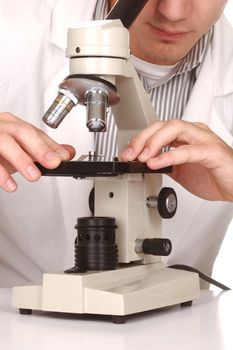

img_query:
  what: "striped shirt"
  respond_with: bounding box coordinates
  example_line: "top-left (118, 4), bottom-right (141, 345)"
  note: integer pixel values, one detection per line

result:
top-left (93, 0), bottom-right (213, 160)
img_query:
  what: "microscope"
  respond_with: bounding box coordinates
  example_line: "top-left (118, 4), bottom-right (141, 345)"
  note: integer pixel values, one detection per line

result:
top-left (12, 0), bottom-right (200, 323)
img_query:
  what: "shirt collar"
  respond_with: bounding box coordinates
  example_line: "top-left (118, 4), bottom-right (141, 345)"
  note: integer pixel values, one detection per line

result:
top-left (176, 27), bottom-right (214, 76)
top-left (130, 28), bottom-right (213, 91)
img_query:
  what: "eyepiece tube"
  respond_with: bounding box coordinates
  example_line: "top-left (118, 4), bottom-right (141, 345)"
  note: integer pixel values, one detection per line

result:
top-left (42, 89), bottom-right (78, 128)
top-left (105, 0), bottom-right (149, 28)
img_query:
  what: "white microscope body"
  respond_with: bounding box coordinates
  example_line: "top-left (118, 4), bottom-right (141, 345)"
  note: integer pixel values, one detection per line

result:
top-left (12, 20), bottom-right (200, 323)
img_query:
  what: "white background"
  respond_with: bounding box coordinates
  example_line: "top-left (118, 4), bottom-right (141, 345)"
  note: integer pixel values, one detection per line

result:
top-left (211, 0), bottom-right (233, 290)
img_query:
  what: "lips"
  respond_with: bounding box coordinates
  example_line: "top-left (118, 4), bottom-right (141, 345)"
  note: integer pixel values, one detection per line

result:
top-left (150, 25), bottom-right (189, 40)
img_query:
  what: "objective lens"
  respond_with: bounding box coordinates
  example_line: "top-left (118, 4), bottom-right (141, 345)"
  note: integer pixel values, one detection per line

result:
top-left (86, 88), bottom-right (108, 132)
top-left (42, 89), bottom-right (78, 128)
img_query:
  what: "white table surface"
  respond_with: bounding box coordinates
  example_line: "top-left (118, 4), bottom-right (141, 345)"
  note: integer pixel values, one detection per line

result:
top-left (0, 288), bottom-right (232, 350)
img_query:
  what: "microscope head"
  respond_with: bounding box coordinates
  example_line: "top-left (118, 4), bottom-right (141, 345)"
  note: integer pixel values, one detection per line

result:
top-left (42, 20), bottom-right (129, 133)
top-left (42, 0), bottom-right (150, 135)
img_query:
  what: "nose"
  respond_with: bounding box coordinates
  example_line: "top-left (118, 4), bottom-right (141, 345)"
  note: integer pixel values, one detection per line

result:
top-left (157, 0), bottom-right (190, 22)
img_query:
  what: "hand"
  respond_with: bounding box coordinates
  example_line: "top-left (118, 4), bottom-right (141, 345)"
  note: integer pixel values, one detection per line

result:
top-left (120, 119), bottom-right (233, 201)
top-left (0, 112), bottom-right (75, 192)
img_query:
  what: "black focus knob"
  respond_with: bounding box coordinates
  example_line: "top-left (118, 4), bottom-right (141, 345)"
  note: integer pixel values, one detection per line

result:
top-left (157, 187), bottom-right (177, 219)
top-left (141, 238), bottom-right (172, 256)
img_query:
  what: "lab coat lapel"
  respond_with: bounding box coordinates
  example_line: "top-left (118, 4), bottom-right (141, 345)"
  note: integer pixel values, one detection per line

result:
top-left (50, 0), bottom-right (98, 50)
top-left (182, 48), bottom-right (214, 126)
top-left (182, 18), bottom-right (233, 147)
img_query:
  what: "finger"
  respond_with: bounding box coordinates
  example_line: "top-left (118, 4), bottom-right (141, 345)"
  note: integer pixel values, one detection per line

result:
top-left (0, 113), bottom-right (76, 170)
top-left (0, 155), bottom-right (16, 174)
top-left (120, 121), bottom-right (165, 161)
top-left (146, 144), bottom-right (211, 170)
top-left (38, 132), bottom-right (76, 161)
top-left (137, 119), bottom-right (211, 163)
top-left (60, 144), bottom-right (76, 160)
top-left (0, 164), bottom-right (17, 192)
top-left (0, 112), bottom-right (21, 123)
top-left (0, 133), bottom-right (41, 181)
top-left (4, 122), bottom-right (69, 168)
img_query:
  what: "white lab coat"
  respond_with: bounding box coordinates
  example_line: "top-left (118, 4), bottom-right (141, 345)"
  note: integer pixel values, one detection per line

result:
top-left (0, 0), bottom-right (232, 287)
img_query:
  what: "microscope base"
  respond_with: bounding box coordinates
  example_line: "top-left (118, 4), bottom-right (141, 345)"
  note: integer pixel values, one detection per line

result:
top-left (12, 264), bottom-right (200, 322)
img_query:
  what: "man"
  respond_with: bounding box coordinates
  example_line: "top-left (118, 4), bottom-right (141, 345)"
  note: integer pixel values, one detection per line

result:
top-left (0, 0), bottom-right (232, 286)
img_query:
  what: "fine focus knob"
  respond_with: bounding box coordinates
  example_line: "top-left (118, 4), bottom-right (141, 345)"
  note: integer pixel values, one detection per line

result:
top-left (135, 238), bottom-right (172, 256)
top-left (157, 187), bottom-right (177, 219)
top-left (146, 187), bottom-right (177, 219)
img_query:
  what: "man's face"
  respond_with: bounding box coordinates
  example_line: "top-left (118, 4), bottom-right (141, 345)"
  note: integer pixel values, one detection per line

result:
top-left (109, 0), bottom-right (227, 65)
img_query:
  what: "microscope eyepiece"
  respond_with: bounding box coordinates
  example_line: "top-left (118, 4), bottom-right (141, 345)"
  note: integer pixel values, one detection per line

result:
top-left (42, 89), bottom-right (78, 128)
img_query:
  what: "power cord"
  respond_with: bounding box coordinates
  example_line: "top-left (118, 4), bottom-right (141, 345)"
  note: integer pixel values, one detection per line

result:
top-left (168, 264), bottom-right (231, 291)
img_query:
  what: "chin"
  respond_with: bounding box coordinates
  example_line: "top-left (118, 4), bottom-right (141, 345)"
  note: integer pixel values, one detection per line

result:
top-left (143, 50), bottom-right (181, 65)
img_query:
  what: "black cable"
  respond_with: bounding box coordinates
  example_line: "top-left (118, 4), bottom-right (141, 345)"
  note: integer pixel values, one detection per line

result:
top-left (105, 0), bottom-right (149, 28)
top-left (169, 264), bottom-right (231, 291)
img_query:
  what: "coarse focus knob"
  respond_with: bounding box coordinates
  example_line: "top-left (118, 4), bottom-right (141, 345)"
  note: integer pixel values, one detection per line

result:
top-left (146, 187), bottom-right (177, 219)
top-left (135, 238), bottom-right (172, 256)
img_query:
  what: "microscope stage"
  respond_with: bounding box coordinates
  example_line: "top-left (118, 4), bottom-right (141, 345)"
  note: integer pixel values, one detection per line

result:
top-left (35, 160), bottom-right (171, 178)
